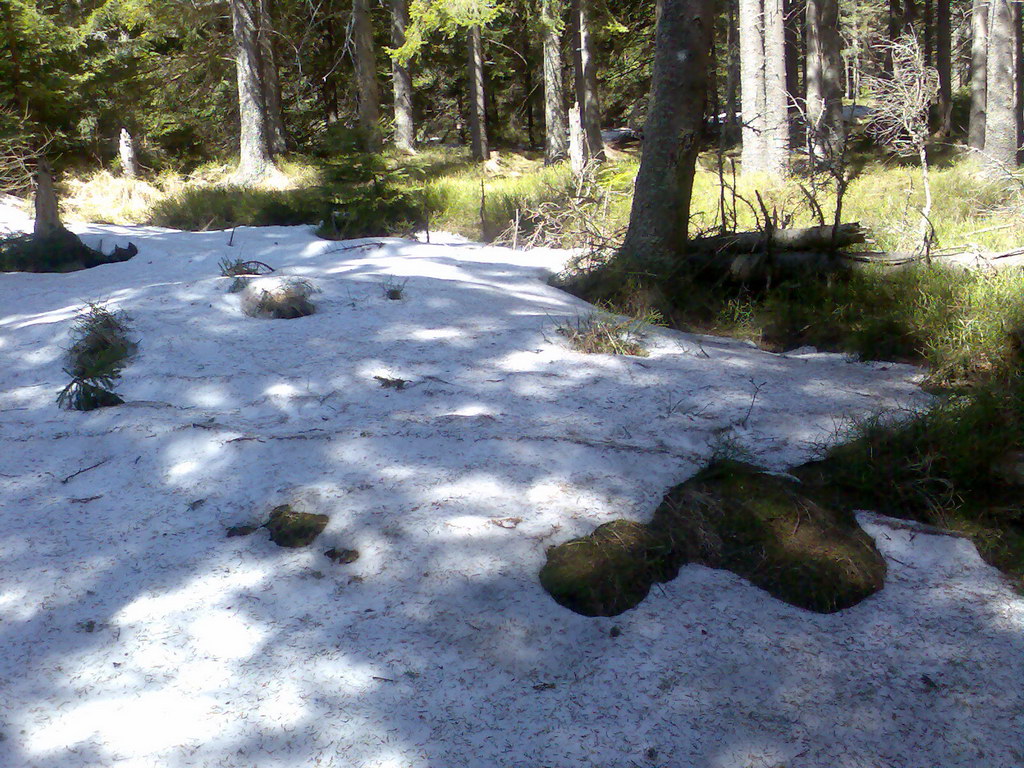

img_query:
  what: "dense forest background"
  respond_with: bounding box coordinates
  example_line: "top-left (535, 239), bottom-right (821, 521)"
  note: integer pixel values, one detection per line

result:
top-left (0, 0), bottom-right (1017, 178)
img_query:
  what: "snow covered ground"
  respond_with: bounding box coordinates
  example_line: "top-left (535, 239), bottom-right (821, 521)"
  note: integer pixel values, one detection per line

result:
top-left (0, 221), bottom-right (1021, 768)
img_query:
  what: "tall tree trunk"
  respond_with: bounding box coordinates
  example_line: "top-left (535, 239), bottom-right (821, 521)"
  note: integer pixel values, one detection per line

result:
top-left (739, 0), bottom-right (767, 171)
top-left (886, 0), bottom-right (901, 74)
top-left (573, 0), bottom-right (605, 163)
top-left (33, 160), bottom-right (64, 238)
top-left (619, 0), bottom-right (715, 267)
top-left (391, 0), bottom-right (415, 153)
top-left (118, 128), bottom-right (140, 178)
top-left (740, 0), bottom-right (788, 174)
top-left (258, 0), bottom-right (287, 154)
top-left (935, 0), bottom-right (952, 135)
top-left (725, 0), bottom-right (739, 132)
top-left (468, 24), bottom-right (490, 161)
top-left (230, 0), bottom-right (274, 183)
top-left (969, 0), bottom-right (990, 148)
top-left (353, 0), bottom-right (382, 152)
top-left (1016, 0), bottom-right (1024, 162)
top-left (984, 0), bottom-right (1017, 170)
top-left (806, 0), bottom-right (844, 158)
top-left (785, 0), bottom-right (803, 143)
top-left (924, 0), bottom-right (933, 64)
top-left (541, 0), bottom-right (569, 163)
top-left (763, 0), bottom-right (789, 172)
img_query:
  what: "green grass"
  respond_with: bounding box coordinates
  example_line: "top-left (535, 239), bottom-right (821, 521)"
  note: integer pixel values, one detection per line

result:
top-left (685, 154), bottom-right (1024, 254)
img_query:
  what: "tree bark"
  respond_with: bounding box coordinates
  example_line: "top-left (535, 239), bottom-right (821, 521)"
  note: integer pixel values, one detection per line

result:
top-left (725, 0), bottom-right (739, 132)
top-left (541, 0), bottom-right (569, 164)
top-left (969, 0), bottom-right (989, 148)
top-left (33, 160), bottom-right (64, 238)
top-left (618, 0), bottom-right (715, 267)
top-left (353, 0), bottom-right (382, 152)
top-left (118, 128), bottom-right (140, 178)
top-left (230, 0), bottom-right (274, 183)
top-left (572, 0), bottom-right (605, 163)
top-left (258, 0), bottom-right (287, 154)
top-left (740, 0), bottom-right (789, 175)
top-left (391, 0), bottom-right (415, 154)
top-left (468, 25), bottom-right (490, 161)
top-left (984, 0), bottom-right (1017, 170)
top-left (785, 0), bottom-right (803, 140)
top-left (763, 0), bottom-right (789, 172)
top-left (805, 0), bottom-right (844, 159)
top-left (935, 0), bottom-right (952, 136)
top-left (739, 0), bottom-right (767, 171)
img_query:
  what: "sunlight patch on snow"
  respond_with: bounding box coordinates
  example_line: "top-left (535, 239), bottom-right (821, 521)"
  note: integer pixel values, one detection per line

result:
top-left (430, 474), bottom-right (509, 501)
top-left (27, 690), bottom-right (221, 756)
top-left (0, 586), bottom-right (32, 621)
top-left (18, 344), bottom-right (62, 366)
top-left (185, 384), bottom-right (229, 408)
top-left (189, 611), bottom-right (266, 660)
top-left (162, 435), bottom-right (229, 482)
top-left (265, 382), bottom-right (301, 398)
top-left (409, 327), bottom-right (462, 341)
top-left (116, 570), bottom-right (267, 625)
top-left (0, 304), bottom-right (79, 330)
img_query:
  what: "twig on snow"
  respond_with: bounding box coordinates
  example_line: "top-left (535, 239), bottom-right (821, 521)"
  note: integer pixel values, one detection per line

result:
top-left (60, 457), bottom-right (111, 484)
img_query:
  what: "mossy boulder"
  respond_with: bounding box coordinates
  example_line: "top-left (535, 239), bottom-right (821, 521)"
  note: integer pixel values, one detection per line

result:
top-left (265, 505), bottom-right (328, 547)
top-left (540, 460), bottom-right (886, 616)
top-left (540, 520), bottom-right (674, 616)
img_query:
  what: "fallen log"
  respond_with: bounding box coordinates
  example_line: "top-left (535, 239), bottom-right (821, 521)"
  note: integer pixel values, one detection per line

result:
top-left (690, 222), bottom-right (869, 255)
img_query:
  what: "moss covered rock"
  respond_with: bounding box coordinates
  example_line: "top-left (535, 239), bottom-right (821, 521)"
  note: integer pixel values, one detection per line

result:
top-left (540, 461), bottom-right (886, 616)
top-left (540, 520), bottom-right (675, 617)
top-left (265, 504), bottom-right (328, 547)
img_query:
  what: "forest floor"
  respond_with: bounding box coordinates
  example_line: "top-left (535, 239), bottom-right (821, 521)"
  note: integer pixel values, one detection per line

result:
top-left (0, 211), bottom-right (1022, 766)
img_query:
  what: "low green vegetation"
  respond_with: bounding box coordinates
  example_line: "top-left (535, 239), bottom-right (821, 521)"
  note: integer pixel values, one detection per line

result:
top-left (554, 310), bottom-right (654, 357)
top-left (541, 460), bottom-right (886, 616)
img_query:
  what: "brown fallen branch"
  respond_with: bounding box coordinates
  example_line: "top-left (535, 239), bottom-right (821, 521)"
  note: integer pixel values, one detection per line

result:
top-left (690, 222), bottom-right (869, 256)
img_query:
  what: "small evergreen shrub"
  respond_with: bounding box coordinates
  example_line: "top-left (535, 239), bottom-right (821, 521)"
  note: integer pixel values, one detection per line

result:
top-left (57, 303), bottom-right (136, 411)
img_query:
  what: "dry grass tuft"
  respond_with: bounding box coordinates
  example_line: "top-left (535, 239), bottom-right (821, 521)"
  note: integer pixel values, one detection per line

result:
top-left (240, 277), bottom-right (318, 319)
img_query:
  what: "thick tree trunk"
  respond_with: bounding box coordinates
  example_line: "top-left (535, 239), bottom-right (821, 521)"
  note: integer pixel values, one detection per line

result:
top-left (118, 128), bottom-right (139, 178)
top-left (353, 0), bottom-right (382, 152)
top-left (805, 0), bottom-right (844, 159)
top-left (258, 0), bottom-right (287, 154)
top-left (230, 0), bottom-right (274, 183)
top-left (618, 0), bottom-right (715, 267)
top-left (467, 25), bottom-right (489, 161)
top-left (935, 0), bottom-right (952, 135)
top-left (541, 0), bottom-right (568, 164)
top-left (984, 0), bottom-right (1017, 170)
top-left (572, 0), bottom-right (605, 163)
top-left (391, 0), bottom-right (415, 154)
top-left (969, 0), bottom-right (989, 148)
